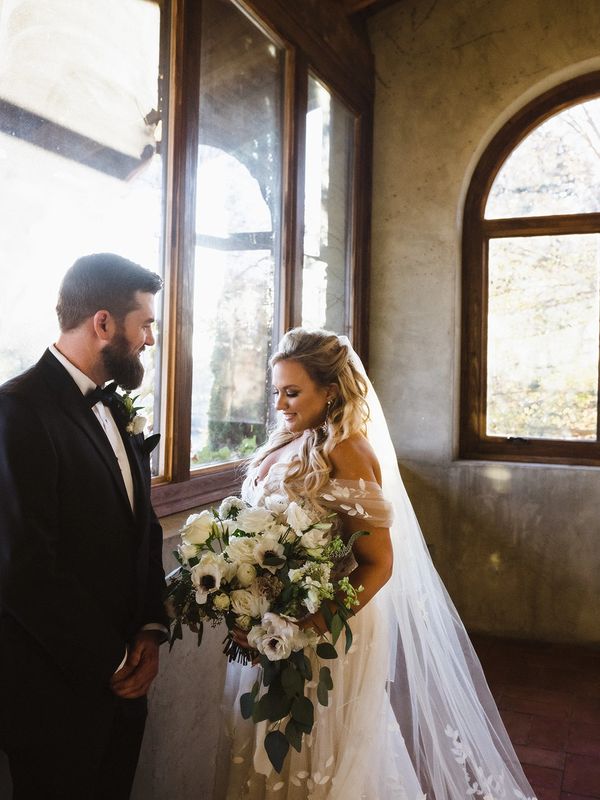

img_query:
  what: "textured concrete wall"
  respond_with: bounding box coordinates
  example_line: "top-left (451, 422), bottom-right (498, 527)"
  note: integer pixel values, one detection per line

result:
top-left (131, 513), bottom-right (226, 800)
top-left (369, 0), bottom-right (600, 644)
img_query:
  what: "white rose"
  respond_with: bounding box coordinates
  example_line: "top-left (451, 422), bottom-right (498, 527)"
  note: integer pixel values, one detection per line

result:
top-left (230, 587), bottom-right (269, 619)
top-left (225, 536), bottom-right (257, 565)
top-left (300, 526), bottom-right (331, 551)
top-left (236, 563), bottom-right (257, 587)
top-left (178, 542), bottom-right (199, 563)
top-left (285, 502), bottom-right (314, 534)
top-left (253, 535), bottom-right (285, 574)
top-left (213, 593), bottom-right (231, 611)
top-left (181, 510), bottom-right (214, 545)
top-left (236, 506), bottom-right (274, 534)
top-left (218, 496), bottom-right (246, 519)
top-left (264, 494), bottom-right (289, 515)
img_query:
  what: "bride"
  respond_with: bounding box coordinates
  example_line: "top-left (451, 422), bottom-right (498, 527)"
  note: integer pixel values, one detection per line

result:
top-left (217, 328), bottom-right (536, 800)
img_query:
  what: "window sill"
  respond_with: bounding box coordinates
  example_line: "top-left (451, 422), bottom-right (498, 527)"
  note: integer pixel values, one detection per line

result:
top-left (151, 461), bottom-right (245, 517)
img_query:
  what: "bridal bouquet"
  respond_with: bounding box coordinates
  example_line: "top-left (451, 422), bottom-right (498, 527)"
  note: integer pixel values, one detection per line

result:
top-left (166, 494), bottom-right (366, 772)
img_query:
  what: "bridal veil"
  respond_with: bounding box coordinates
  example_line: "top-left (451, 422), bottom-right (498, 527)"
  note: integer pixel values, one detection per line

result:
top-left (341, 336), bottom-right (536, 800)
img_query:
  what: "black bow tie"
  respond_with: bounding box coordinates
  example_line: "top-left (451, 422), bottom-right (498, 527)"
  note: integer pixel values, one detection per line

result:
top-left (86, 382), bottom-right (118, 408)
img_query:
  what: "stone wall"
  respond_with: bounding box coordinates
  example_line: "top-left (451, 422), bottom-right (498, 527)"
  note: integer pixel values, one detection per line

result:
top-left (368, 0), bottom-right (600, 644)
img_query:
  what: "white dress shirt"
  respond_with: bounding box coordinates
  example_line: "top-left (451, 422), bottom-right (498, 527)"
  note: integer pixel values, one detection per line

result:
top-left (49, 345), bottom-right (167, 672)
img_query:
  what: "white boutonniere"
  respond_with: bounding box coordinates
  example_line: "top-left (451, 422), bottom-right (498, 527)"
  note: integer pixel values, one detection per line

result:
top-left (118, 392), bottom-right (147, 435)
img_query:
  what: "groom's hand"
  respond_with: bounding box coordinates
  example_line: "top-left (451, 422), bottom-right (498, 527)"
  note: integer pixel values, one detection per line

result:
top-left (110, 631), bottom-right (161, 699)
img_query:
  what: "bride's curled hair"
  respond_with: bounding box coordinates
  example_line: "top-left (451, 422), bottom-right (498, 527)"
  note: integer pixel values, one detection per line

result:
top-left (246, 328), bottom-right (369, 503)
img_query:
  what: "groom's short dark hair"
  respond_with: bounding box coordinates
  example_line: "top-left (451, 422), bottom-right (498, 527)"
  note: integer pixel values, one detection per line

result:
top-left (56, 253), bottom-right (163, 332)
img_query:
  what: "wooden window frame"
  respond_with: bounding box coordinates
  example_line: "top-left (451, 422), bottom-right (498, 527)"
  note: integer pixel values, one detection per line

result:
top-left (461, 72), bottom-right (600, 466)
top-left (151, 0), bottom-right (374, 515)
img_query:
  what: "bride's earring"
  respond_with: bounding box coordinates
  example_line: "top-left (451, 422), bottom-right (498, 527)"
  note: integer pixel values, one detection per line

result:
top-left (319, 399), bottom-right (332, 435)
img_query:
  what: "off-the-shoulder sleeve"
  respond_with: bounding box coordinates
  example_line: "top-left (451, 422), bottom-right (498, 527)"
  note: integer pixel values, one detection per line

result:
top-left (320, 478), bottom-right (393, 527)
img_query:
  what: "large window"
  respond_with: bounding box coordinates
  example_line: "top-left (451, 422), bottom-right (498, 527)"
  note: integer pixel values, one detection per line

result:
top-left (461, 74), bottom-right (600, 464)
top-left (0, 0), bottom-right (374, 511)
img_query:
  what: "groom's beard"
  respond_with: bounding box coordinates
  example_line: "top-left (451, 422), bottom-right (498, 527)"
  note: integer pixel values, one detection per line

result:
top-left (102, 332), bottom-right (145, 390)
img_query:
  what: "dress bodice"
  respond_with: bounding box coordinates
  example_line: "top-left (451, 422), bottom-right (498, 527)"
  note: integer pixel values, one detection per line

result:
top-left (242, 462), bottom-right (394, 530)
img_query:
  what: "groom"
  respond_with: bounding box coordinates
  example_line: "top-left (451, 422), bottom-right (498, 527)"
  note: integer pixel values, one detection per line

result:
top-left (0, 254), bottom-right (168, 799)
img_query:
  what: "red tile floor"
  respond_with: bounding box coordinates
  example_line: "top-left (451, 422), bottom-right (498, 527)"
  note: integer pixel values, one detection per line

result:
top-left (471, 634), bottom-right (600, 800)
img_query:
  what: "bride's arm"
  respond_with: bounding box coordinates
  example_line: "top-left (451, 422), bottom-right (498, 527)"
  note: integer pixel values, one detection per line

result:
top-left (300, 436), bottom-right (393, 634)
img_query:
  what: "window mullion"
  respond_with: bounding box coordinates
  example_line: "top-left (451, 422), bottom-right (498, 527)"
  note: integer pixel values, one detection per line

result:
top-left (162, 0), bottom-right (202, 484)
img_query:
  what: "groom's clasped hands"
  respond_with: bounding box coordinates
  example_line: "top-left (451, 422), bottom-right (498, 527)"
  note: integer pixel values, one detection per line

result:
top-left (110, 631), bottom-right (162, 699)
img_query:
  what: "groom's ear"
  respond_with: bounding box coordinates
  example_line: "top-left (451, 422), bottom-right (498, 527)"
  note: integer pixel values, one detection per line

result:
top-left (92, 310), bottom-right (114, 342)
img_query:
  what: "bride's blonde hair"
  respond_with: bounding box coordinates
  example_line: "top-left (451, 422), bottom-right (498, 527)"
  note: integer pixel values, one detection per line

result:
top-left (246, 328), bottom-right (369, 502)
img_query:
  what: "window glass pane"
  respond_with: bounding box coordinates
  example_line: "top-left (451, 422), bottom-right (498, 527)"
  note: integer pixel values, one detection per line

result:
top-left (486, 97), bottom-right (600, 219)
top-left (0, 0), bottom-right (165, 472)
top-left (191, 0), bottom-right (283, 469)
top-left (487, 235), bottom-right (600, 440)
top-left (302, 75), bottom-right (354, 333)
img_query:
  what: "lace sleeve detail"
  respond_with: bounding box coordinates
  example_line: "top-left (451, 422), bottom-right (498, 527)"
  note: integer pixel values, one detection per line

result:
top-left (320, 478), bottom-right (393, 528)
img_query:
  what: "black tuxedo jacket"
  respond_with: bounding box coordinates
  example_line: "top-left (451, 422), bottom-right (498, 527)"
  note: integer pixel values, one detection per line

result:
top-left (0, 349), bottom-right (167, 747)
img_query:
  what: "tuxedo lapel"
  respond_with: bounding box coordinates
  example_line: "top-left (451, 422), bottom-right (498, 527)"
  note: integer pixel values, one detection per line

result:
top-left (113, 413), bottom-right (149, 532)
top-left (37, 351), bottom-right (134, 519)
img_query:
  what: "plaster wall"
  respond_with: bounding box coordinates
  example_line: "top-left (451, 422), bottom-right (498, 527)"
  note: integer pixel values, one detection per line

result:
top-left (368, 0), bottom-right (600, 643)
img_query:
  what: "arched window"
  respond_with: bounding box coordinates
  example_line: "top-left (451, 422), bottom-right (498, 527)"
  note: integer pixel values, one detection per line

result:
top-left (461, 73), bottom-right (600, 464)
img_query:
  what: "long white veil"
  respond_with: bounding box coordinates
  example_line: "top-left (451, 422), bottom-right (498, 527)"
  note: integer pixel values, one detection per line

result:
top-left (341, 337), bottom-right (536, 800)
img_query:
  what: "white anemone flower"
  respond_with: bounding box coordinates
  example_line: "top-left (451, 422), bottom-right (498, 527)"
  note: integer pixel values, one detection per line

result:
top-left (190, 552), bottom-right (224, 603)
top-left (254, 535), bottom-right (285, 574)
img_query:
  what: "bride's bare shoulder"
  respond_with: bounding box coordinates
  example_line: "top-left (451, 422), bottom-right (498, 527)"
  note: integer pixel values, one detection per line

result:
top-left (329, 433), bottom-right (382, 485)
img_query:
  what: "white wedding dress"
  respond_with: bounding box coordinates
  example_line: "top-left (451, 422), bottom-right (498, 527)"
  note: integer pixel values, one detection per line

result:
top-left (218, 468), bottom-right (426, 800)
top-left (215, 342), bottom-right (537, 800)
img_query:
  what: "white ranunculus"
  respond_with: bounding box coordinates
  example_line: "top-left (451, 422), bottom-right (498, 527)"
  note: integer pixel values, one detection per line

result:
top-left (181, 510), bottom-right (215, 545)
top-left (226, 536), bottom-right (257, 565)
top-left (236, 563), bottom-right (257, 587)
top-left (230, 587), bottom-right (269, 619)
top-left (304, 585), bottom-right (321, 614)
top-left (285, 501), bottom-right (314, 534)
top-left (288, 566), bottom-right (306, 584)
top-left (253, 535), bottom-right (285, 574)
top-left (235, 506), bottom-right (274, 534)
top-left (235, 614), bottom-right (253, 631)
top-left (300, 526), bottom-right (331, 552)
top-left (213, 593), bottom-right (231, 611)
top-left (190, 552), bottom-right (224, 603)
top-left (248, 613), bottom-right (308, 661)
top-left (265, 522), bottom-right (290, 539)
top-left (264, 494), bottom-right (289, 515)
top-left (218, 496), bottom-right (246, 519)
top-left (178, 542), bottom-right (199, 563)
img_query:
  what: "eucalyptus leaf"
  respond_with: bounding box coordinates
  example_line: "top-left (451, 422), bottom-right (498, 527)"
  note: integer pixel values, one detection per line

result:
top-left (240, 692), bottom-right (255, 719)
top-left (281, 664), bottom-right (304, 697)
top-left (291, 695), bottom-right (314, 728)
top-left (317, 681), bottom-right (329, 707)
top-left (262, 657), bottom-right (281, 686)
top-left (316, 642), bottom-right (338, 660)
top-left (321, 603), bottom-right (333, 627)
top-left (262, 684), bottom-right (292, 722)
top-left (264, 730), bottom-right (290, 773)
top-left (296, 653), bottom-right (312, 681)
top-left (319, 666), bottom-right (333, 690)
top-left (344, 621), bottom-right (353, 654)
top-left (330, 613), bottom-right (344, 645)
top-left (285, 718), bottom-right (303, 752)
